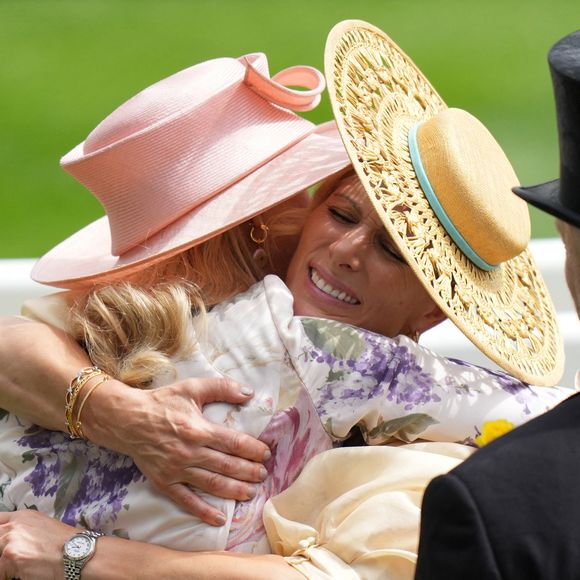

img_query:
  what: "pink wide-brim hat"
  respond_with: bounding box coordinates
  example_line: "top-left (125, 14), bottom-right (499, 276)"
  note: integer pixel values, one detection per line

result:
top-left (32, 53), bottom-right (350, 289)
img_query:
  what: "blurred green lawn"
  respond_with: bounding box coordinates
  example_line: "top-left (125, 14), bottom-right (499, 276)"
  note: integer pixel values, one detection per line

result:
top-left (1, 0), bottom-right (579, 257)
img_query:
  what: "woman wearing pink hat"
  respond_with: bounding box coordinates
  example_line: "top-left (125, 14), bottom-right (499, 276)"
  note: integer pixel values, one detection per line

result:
top-left (0, 20), bottom-right (573, 580)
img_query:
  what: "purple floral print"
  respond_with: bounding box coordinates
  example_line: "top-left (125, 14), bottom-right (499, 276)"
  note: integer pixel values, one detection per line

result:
top-left (17, 424), bottom-right (144, 528)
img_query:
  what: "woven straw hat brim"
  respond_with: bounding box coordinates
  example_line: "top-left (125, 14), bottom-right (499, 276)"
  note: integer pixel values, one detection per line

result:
top-left (325, 20), bottom-right (564, 386)
top-left (32, 121), bottom-right (350, 289)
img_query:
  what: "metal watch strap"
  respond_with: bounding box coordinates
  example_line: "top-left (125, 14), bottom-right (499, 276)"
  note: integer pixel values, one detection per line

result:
top-left (63, 531), bottom-right (105, 580)
top-left (64, 557), bottom-right (82, 580)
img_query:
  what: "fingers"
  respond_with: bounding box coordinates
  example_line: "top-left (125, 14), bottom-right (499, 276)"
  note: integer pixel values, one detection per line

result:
top-left (184, 465), bottom-right (260, 500)
top-left (154, 453), bottom-right (261, 504)
top-left (191, 446), bottom-right (267, 484)
top-left (187, 377), bottom-right (272, 463)
top-left (112, 377), bottom-right (275, 515)
top-left (193, 377), bottom-right (255, 407)
top-left (207, 423), bottom-right (271, 463)
top-left (136, 443), bottom-right (267, 508)
top-left (164, 484), bottom-right (228, 527)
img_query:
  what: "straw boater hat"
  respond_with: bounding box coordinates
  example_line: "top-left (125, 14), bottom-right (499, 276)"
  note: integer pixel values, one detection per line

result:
top-left (325, 20), bottom-right (564, 386)
top-left (32, 53), bottom-right (350, 288)
top-left (513, 30), bottom-right (580, 228)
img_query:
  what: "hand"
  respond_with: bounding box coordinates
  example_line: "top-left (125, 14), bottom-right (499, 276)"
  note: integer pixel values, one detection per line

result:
top-left (84, 377), bottom-right (271, 526)
top-left (0, 510), bottom-right (76, 580)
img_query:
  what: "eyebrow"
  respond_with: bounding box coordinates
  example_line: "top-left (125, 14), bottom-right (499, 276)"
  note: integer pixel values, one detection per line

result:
top-left (333, 192), bottom-right (383, 228)
top-left (332, 192), bottom-right (361, 212)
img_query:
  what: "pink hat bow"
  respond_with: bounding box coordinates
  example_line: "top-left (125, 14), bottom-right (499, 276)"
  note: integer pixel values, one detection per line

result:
top-left (242, 53), bottom-right (325, 112)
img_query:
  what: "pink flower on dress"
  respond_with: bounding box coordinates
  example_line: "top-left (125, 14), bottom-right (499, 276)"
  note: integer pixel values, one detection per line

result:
top-left (227, 388), bottom-right (332, 551)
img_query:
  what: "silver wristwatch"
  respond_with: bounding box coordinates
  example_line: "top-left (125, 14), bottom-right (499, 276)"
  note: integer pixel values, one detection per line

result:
top-left (63, 530), bottom-right (105, 579)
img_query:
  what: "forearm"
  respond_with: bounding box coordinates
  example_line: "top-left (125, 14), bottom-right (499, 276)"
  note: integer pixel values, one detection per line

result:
top-left (0, 511), bottom-right (301, 580)
top-left (84, 539), bottom-right (303, 580)
top-left (0, 316), bottom-right (89, 430)
top-left (0, 320), bottom-right (147, 445)
top-left (0, 316), bottom-right (150, 454)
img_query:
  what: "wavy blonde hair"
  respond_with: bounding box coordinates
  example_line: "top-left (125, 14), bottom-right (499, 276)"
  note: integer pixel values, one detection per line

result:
top-left (69, 197), bottom-right (314, 388)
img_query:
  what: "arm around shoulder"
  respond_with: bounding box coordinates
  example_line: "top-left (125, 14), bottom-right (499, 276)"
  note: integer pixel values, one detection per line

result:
top-left (0, 315), bottom-right (90, 430)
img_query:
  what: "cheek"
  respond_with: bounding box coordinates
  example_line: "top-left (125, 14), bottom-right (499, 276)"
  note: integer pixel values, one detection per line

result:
top-left (285, 232), bottom-right (314, 291)
top-left (272, 234), bottom-right (300, 278)
top-left (286, 236), bottom-right (307, 279)
top-left (287, 215), bottom-right (328, 272)
top-left (374, 274), bottom-right (428, 332)
top-left (380, 267), bottom-right (418, 305)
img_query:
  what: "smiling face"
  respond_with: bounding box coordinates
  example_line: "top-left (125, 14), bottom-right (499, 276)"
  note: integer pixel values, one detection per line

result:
top-left (285, 174), bottom-right (444, 337)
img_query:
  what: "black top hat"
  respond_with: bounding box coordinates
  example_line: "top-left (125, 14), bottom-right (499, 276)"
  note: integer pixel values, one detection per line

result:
top-left (513, 30), bottom-right (580, 228)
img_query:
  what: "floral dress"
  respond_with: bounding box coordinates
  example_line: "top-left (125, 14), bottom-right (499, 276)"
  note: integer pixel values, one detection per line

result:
top-left (0, 276), bottom-right (572, 554)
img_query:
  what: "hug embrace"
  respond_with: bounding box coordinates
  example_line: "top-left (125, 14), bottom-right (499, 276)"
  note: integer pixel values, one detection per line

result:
top-left (0, 20), bottom-right (573, 580)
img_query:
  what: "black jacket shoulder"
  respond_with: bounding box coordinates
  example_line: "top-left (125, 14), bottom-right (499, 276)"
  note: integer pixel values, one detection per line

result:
top-left (416, 393), bottom-right (580, 580)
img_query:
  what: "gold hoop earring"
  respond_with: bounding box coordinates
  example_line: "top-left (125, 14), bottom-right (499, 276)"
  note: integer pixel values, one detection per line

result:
top-left (250, 222), bottom-right (269, 245)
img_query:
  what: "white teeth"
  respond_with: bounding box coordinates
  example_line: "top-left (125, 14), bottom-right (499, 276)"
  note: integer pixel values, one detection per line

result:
top-left (310, 269), bottom-right (358, 304)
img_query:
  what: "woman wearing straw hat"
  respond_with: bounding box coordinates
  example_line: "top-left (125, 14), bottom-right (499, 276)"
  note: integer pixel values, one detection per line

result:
top-left (0, 20), bottom-right (573, 580)
top-left (416, 30), bottom-right (580, 580)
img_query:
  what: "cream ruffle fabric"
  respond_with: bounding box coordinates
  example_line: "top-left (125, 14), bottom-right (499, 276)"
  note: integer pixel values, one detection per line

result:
top-left (264, 442), bottom-right (474, 579)
top-left (21, 292), bottom-right (74, 332)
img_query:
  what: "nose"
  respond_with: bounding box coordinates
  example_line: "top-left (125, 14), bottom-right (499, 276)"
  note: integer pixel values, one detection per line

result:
top-left (329, 228), bottom-right (367, 270)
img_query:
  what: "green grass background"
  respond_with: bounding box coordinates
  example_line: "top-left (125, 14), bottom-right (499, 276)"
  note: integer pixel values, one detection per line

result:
top-left (1, 0), bottom-right (579, 258)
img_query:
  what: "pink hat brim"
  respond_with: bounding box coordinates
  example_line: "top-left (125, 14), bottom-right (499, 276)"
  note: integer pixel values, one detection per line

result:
top-left (32, 121), bottom-right (350, 289)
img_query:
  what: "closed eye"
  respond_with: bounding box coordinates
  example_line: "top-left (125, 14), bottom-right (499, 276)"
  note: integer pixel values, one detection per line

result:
top-left (379, 237), bottom-right (406, 263)
top-left (328, 206), bottom-right (358, 225)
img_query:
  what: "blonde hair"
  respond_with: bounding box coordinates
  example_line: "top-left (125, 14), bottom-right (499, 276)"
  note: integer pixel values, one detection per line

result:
top-left (69, 200), bottom-right (312, 388)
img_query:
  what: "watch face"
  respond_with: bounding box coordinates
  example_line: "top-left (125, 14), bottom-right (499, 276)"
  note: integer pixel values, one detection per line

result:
top-left (64, 534), bottom-right (93, 560)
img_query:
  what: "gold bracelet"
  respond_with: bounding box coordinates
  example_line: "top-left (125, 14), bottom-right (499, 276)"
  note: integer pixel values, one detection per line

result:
top-left (65, 367), bottom-right (105, 438)
top-left (73, 374), bottom-right (111, 440)
top-left (65, 367), bottom-right (102, 435)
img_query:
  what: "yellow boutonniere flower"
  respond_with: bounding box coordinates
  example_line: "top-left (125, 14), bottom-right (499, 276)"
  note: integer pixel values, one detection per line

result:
top-left (475, 419), bottom-right (514, 447)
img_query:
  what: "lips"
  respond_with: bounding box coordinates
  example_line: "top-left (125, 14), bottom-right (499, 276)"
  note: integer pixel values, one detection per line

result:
top-left (309, 267), bottom-right (360, 304)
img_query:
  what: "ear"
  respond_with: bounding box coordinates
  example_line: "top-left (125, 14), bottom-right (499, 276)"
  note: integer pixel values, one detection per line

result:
top-left (412, 302), bottom-right (447, 335)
